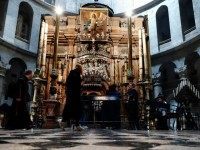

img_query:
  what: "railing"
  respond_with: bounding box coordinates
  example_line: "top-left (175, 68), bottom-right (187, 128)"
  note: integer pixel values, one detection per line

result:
top-left (184, 26), bottom-right (196, 35)
top-left (80, 96), bottom-right (122, 129)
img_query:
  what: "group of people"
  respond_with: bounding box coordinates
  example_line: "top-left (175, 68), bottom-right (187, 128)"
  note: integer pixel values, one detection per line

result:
top-left (1, 70), bottom-right (33, 129)
top-left (60, 64), bottom-right (140, 131)
top-left (150, 94), bottom-right (198, 131)
top-left (0, 64), bottom-right (141, 131)
top-left (3, 64), bottom-right (191, 131)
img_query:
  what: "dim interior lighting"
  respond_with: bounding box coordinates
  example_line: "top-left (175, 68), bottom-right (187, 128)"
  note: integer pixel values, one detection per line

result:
top-left (55, 6), bottom-right (63, 15)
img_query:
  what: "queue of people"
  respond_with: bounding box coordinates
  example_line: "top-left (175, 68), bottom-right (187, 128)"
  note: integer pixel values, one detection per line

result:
top-left (0, 64), bottom-right (198, 131)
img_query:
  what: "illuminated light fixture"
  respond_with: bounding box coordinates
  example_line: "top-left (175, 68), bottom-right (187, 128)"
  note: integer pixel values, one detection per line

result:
top-left (55, 6), bottom-right (63, 15)
top-left (126, 0), bottom-right (134, 17)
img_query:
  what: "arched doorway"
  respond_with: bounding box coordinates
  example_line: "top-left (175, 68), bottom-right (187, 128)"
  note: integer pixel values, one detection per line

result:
top-left (5, 58), bottom-right (27, 90)
top-left (185, 52), bottom-right (199, 86)
top-left (159, 61), bottom-right (179, 97)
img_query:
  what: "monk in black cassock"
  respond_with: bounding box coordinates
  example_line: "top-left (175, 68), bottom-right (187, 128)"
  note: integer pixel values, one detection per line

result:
top-left (7, 70), bottom-right (33, 129)
top-left (61, 65), bottom-right (83, 131)
top-left (125, 83), bottom-right (140, 130)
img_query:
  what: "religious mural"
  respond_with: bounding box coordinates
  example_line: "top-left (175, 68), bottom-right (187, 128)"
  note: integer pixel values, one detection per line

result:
top-left (80, 8), bottom-right (108, 41)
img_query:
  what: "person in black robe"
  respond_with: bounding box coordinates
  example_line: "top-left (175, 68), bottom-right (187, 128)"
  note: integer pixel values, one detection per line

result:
top-left (125, 83), bottom-right (140, 130)
top-left (7, 70), bottom-right (33, 129)
top-left (61, 65), bottom-right (83, 131)
top-left (104, 84), bottom-right (121, 129)
top-left (155, 94), bottom-right (168, 130)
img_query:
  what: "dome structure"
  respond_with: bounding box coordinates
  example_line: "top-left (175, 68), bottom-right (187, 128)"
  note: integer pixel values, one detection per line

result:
top-left (55, 0), bottom-right (154, 14)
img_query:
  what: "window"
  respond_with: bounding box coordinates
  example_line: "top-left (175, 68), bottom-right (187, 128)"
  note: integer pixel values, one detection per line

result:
top-left (44, 0), bottom-right (55, 5)
top-left (15, 2), bottom-right (33, 41)
top-left (0, 0), bottom-right (8, 36)
top-left (179, 0), bottom-right (196, 34)
top-left (156, 6), bottom-right (171, 45)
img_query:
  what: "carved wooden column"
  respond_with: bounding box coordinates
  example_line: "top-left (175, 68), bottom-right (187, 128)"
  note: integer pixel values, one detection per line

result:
top-left (41, 22), bottom-right (48, 78)
top-left (68, 39), bottom-right (75, 71)
top-left (117, 58), bottom-right (120, 85)
top-left (37, 20), bottom-right (45, 68)
top-left (138, 28), bottom-right (143, 82)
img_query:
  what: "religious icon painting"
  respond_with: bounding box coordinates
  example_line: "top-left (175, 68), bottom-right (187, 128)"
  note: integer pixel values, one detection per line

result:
top-left (80, 8), bottom-right (108, 41)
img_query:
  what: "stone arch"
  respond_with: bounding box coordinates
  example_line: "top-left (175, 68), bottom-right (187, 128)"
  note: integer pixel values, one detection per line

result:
top-left (8, 57), bottom-right (27, 79)
top-left (185, 52), bottom-right (200, 85)
top-left (15, 1), bottom-right (34, 41)
top-left (0, 0), bottom-right (8, 36)
top-left (4, 58), bottom-right (27, 99)
top-left (179, 0), bottom-right (196, 34)
top-left (159, 61), bottom-right (179, 96)
top-left (156, 5), bottom-right (171, 45)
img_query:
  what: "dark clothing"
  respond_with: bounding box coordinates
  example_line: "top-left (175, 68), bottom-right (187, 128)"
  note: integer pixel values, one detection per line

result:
top-left (102, 89), bottom-right (121, 129)
top-left (106, 90), bottom-right (121, 100)
top-left (126, 88), bottom-right (140, 130)
top-left (155, 100), bottom-right (168, 130)
top-left (6, 75), bottom-right (32, 129)
top-left (62, 69), bottom-right (82, 126)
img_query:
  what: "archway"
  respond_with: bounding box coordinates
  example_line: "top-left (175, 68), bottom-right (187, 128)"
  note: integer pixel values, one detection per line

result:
top-left (159, 61), bottom-right (179, 97)
top-left (185, 52), bottom-right (199, 85)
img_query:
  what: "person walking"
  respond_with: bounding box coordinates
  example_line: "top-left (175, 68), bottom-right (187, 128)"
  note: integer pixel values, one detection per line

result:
top-left (61, 65), bottom-right (83, 131)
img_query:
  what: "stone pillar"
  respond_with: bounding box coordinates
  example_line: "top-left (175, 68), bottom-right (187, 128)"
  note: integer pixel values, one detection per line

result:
top-left (0, 62), bottom-right (6, 105)
top-left (153, 72), bottom-right (162, 98)
top-left (0, 63), bottom-right (6, 128)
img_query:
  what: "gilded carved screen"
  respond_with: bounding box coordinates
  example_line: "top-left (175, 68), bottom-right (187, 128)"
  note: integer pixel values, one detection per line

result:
top-left (80, 8), bottom-right (108, 41)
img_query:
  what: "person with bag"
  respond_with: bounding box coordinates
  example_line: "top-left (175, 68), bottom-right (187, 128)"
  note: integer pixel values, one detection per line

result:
top-left (7, 70), bottom-right (33, 129)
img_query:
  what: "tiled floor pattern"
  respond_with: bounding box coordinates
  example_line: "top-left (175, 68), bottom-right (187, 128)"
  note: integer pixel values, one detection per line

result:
top-left (0, 128), bottom-right (199, 150)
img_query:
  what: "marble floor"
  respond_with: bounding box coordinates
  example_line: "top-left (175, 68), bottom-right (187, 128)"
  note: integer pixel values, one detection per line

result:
top-left (0, 128), bottom-right (199, 150)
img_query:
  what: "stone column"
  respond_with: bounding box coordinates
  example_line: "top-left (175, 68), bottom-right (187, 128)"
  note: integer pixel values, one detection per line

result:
top-left (0, 64), bottom-right (6, 105)
top-left (153, 72), bottom-right (162, 98)
top-left (0, 63), bottom-right (6, 128)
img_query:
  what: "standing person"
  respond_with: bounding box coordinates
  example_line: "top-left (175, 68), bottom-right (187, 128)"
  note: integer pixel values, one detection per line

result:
top-left (61, 65), bottom-right (83, 131)
top-left (125, 83), bottom-right (140, 130)
top-left (155, 94), bottom-right (168, 130)
top-left (169, 97), bottom-right (179, 131)
top-left (104, 84), bottom-right (121, 129)
top-left (106, 84), bottom-right (121, 100)
top-left (7, 70), bottom-right (33, 129)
